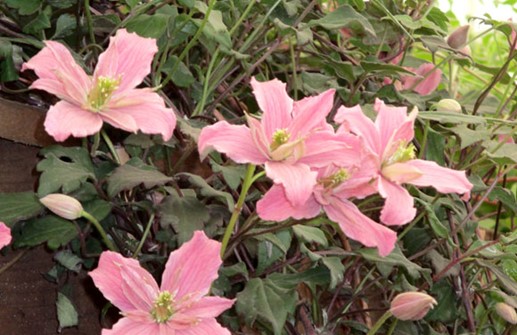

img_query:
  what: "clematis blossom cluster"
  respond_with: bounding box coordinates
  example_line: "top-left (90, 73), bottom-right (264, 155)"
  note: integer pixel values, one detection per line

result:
top-left (89, 231), bottom-right (234, 335)
top-left (199, 77), bottom-right (472, 257)
top-left (22, 29), bottom-right (176, 142)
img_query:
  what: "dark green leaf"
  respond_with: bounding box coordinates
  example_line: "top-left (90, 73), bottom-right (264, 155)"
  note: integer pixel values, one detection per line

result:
top-left (485, 142), bottom-right (517, 164)
top-left (106, 158), bottom-right (172, 197)
top-left (211, 162), bottom-right (246, 190)
top-left (0, 192), bottom-right (43, 225)
top-left (0, 41), bottom-right (19, 82)
top-left (177, 172), bottom-right (234, 211)
top-left (47, 0), bottom-right (76, 9)
top-left (161, 56), bottom-right (195, 88)
top-left (16, 216), bottom-right (78, 249)
top-left (5, 0), bottom-right (42, 15)
top-left (56, 293), bottom-right (78, 331)
top-left (125, 13), bottom-right (170, 38)
top-left (321, 256), bottom-right (344, 289)
top-left (478, 260), bottom-right (517, 296)
top-left (53, 14), bottom-right (76, 39)
top-left (418, 111), bottom-right (486, 124)
top-left (309, 5), bottom-right (376, 37)
top-left (22, 6), bottom-right (52, 35)
top-left (292, 224), bottom-right (328, 247)
top-left (54, 250), bottom-right (82, 273)
top-left (358, 246), bottom-right (425, 279)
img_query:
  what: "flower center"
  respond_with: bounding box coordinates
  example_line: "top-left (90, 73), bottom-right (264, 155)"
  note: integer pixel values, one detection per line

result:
top-left (385, 142), bottom-right (416, 166)
top-left (270, 129), bottom-right (290, 151)
top-left (151, 291), bottom-right (174, 323)
top-left (319, 168), bottom-right (350, 189)
top-left (87, 76), bottom-right (120, 111)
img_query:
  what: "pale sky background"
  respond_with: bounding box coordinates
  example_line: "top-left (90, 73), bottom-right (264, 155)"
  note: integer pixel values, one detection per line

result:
top-left (438, 0), bottom-right (516, 25)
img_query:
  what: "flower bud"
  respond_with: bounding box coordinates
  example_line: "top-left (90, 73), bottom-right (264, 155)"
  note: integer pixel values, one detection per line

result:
top-left (40, 194), bottom-right (84, 220)
top-left (447, 25), bottom-right (470, 49)
top-left (495, 302), bottom-right (517, 324)
top-left (0, 222), bottom-right (12, 248)
top-left (434, 99), bottom-right (462, 113)
top-left (390, 292), bottom-right (437, 321)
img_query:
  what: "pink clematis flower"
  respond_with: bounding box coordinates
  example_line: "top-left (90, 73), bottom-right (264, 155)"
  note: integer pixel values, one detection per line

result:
top-left (22, 29), bottom-right (176, 141)
top-left (199, 77), bottom-right (356, 206)
top-left (258, 161), bottom-right (397, 257)
top-left (0, 222), bottom-right (11, 249)
top-left (385, 63), bottom-right (442, 96)
top-left (89, 231), bottom-right (234, 335)
top-left (334, 99), bottom-right (473, 226)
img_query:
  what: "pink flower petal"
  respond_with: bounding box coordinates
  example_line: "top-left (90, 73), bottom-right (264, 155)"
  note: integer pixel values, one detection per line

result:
top-left (257, 184), bottom-right (321, 221)
top-left (89, 251), bottom-right (159, 312)
top-left (250, 77), bottom-right (293, 139)
top-left (0, 222), bottom-right (11, 249)
top-left (198, 121), bottom-right (267, 164)
top-left (44, 101), bottom-right (103, 141)
top-left (102, 316), bottom-right (159, 335)
top-left (378, 177), bottom-right (416, 226)
top-left (324, 198), bottom-right (397, 257)
top-left (95, 29), bottom-right (158, 93)
top-left (374, 99), bottom-right (415, 152)
top-left (161, 231), bottom-right (222, 300)
top-left (265, 161), bottom-right (318, 207)
top-left (334, 105), bottom-right (381, 156)
top-left (22, 41), bottom-right (91, 104)
top-left (382, 162), bottom-right (423, 184)
top-left (180, 296), bottom-right (235, 319)
top-left (175, 319), bottom-right (232, 335)
top-left (404, 159), bottom-right (472, 199)
top-left (289, 89), bottom-right (335, 137)
top-left (120, 266), bottom-right (159, 312)
top-left (104, 88), bottom-right (176, 140)
top-left (298, 131), bottom-right (363, 168)
top-left (403, 63), bottom-right (441, 95)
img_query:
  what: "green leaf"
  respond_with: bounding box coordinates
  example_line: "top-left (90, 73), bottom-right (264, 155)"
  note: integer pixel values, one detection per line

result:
top-left (321, 256), bottom-right (344, 289)
top-left (0, 41), bottom-right (19, 82)
top-left (56, 293), bottom-right (78, 331)
top-left (449, 124), bottom-right (490, 149)
top-left (159, 189), bottom-right (209, 244)
top-left (52, 14), bottom-right (76, 39)
top-left (418, 111), bottom-right (486, 124)
top-left (358, 246), bottom-right (425, 279)
top-left (82, 199), bottom-right (113, 222)
top-left (478, 260), bottom-right (517, 295)
top-left (0, 192), bottom-right (43, 225)
top-left (292, 225), bottom-right (328, 247)
top-left (210, 162), bottom-right (246, 190)
top-left (309, 5), bottom-right (376, 37)
top-left (106, 158), bottom-right (172, 197)
top-left (236, 277), bottom-right (297, 335)
top-left (391, 14), bottom-right (422, 30)
top-left (415, 199), bottom-right (448, 238)
top-left (161, 56), bottom-right (195, 88)
top-left (5, 0), bottom-right (42, 15)
top-left (124, 0), bottom-right (139, 9)
top-left (125, 13), bottom-right (170, 38)
top-left (22, 6), bottom-right (52, 35)
top-left (485, 142), bottom-right (517, 164)
top-left (488, 186), bottom-right (517, 214)
top-left (426, 280), bottom-right (459, 322)
top-left (47, 0), bottom-right (76, 8)
top-left (54, 250), bottom-right (82, 273)
top-left (176, 173), bottom-right (234, 211)
top-left (16, 216), bottom-right (78, 250)
top-left (256, 231), bottom-right (292, 274)
top-left (194, 10), bottom-right (232, 50)
top-left (37, 146), bottom-right (96, 196)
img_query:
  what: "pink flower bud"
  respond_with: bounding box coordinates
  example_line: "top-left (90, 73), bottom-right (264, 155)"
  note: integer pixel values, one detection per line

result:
top-left (40, 194), bottom-right (84, 220)
top-left (390, 292), bottom-right (437, 321)
top-left (447, 25), bottom-right (470, 49)
top-left (495, 302), bottom-right (517, 324)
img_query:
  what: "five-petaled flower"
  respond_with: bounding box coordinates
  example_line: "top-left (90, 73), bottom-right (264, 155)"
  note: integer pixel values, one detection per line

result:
top-left (199, 77), bottom-right (356, 207)
top-left (0, 222), bottom-right (11, 249)
top-left (334, 98), bottom-right (473, 226)
top-left (22, 29), bottom-right (176, 142)
top-left (89, 231), bottom-right (235, 335)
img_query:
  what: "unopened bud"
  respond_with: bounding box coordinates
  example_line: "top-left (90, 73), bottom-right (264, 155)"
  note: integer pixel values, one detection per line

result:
top-left (0, 222), bottom-right (11, 248)
top-left (447, 25), bottom-right (470, 49)
top-left (495, 302), bottom-right (517, 324)
top-left (40, 194), bottom-right (84, 220)
top-left (434, 99), bottom-right (462, 113)
top-left (390, 292), bottom-right (437, 321)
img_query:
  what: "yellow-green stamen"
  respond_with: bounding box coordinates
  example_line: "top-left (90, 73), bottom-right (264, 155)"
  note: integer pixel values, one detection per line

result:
top-left (320, 168), bottom-right (350, 189)
top-left (385, 142), bottom-right (416, 166)
top-left (87, 76), bottom-right (120, 111)
top-left (151, 291), bottom-right (174, 323)
top-left (270, 129), bottom-right (290, 151)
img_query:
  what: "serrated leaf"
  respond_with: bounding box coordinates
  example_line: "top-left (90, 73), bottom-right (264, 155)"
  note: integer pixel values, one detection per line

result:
top-left (54, 250), bottom-right (82, 273)
top-left (292, 225), bottom-right (328, 247)
top-left (107, 158), bottom-right (172, 197)
top-left (309, 5), bottom-right (376, 37)
top-left (37, 146), bottom-right (96, 196)
top-left (236, 277), bottom-right (297, 335)
top-left (56, 293), bottom-right (78, 331)
top-left (321, 257), bottom-right (344, 289)
top-left (159, 189), bottom-right (209, 244)
top-left (0, 192), bottom-right (43, 224)
top-left (177, 172), bottom-right (234, 211)
top-left (358, 246), bottom-right (424, 279)
top-left (16, 216), bottom-right (78, 250)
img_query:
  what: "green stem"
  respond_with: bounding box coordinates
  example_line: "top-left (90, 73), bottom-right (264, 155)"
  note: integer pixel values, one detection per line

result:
top-left (82, 211), bottom-right (118, 251)
top-left (83, 0), bottom-right (96, 48)
top-left (366, 310), bottom-right (392, 335)
top-left (220, 164), bottom-right (256, 258)
top-left (101, 130), bottom-right (121, 165)
top-left (133, 213), bottom-right (155, 258)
